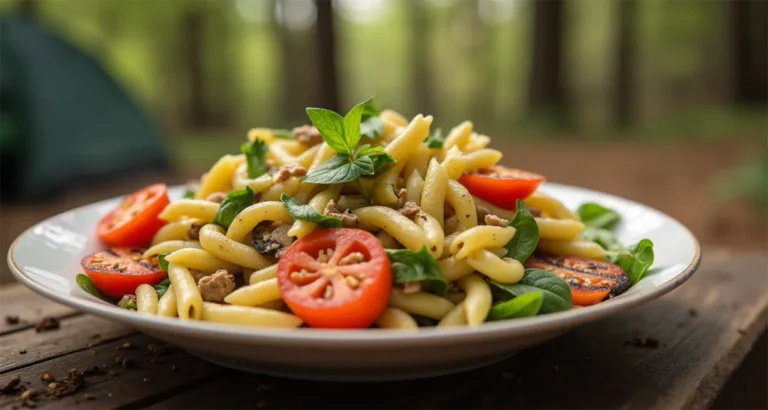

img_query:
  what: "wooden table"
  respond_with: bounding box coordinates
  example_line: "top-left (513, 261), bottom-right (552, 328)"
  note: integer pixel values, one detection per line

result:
top-left (1, 248), bottom-right (766, 409)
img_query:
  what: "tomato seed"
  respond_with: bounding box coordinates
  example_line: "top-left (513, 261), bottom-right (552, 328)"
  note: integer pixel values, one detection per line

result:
top-left (345, 276), bottom-right (360, 289)
top-left (323, 285), bottom-right (333, 299)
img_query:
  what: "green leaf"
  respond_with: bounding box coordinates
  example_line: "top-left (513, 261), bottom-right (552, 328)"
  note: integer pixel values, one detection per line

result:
top-left (505, 200), bottom-right (539, 263)
top-left (489, 269), bottom-right (572, 313)
top-left (358, 144), bottom-right (394, 174)
top-left (118, 297), bottom-right (137, 310)
top-left (76, 274), bottom-right (115, 303)
top-left (487, 291), bottom-right (544, 321)
top-left (212, 187), bottom-right (254, 229)
top-left (386, 247), bottom-right (449, 296)
top-left (306, 107), bottom-right (348, 154)
top-left (240, 139), bottom-right (269, 179)
top-left (581, 226), bottom-right (624, 251)
top-left (281, 194), bottom-right (342, 228)
top-left (271, 129), bottom-right (294, 140)
top-left (360, 98), bottom-right (381, 120)
top-left (157, 253), bottom-right (170, 272)
top-left (424, 128), bottom-right (444, 149)
top-left (182, 189), bottom-right (196, 199)
top-left (342, 97), bottom-right (372, 150)
top-left (608, 239), bottom-right (655, 285)
top-left (303, 155), bottom-right (364, 184)
top-left (360, 117), bottom-right (384, 139)
top-left (412, 314), bottom-right (438, 327)
top-left (153, 278), bottom-right (171, 298)
top-left (577, 203), bottom-right (621, 230)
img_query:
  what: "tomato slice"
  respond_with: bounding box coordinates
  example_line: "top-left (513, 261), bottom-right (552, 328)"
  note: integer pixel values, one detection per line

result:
top-left (459, 166), bottom-right (545, 210)
top-left (525, 256), bottom-right (631, 306)
top-left (81, 248), bottom-right (166, 299)
top-left (277, 228), bottom-right (392, 329)
top-left (97, 184), bottom-right (170, 247)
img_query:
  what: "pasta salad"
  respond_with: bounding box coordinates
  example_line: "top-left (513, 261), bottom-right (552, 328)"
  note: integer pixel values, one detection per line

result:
top-left (77, 98), bottom-right (655, 329)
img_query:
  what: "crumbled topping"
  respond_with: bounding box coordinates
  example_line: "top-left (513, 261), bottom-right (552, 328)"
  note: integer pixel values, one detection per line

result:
top-left (198, 270), bottom-right (236, 302)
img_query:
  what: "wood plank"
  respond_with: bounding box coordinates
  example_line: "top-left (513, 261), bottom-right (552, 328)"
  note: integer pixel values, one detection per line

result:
top-left (145, 250), bottom-right (768, 409)
top-left (0, 284), bottom-right (80, 336)
top-left (0, 334), bottom-right (224, 409)
top-left (0, 315), bottom-right (134, 374)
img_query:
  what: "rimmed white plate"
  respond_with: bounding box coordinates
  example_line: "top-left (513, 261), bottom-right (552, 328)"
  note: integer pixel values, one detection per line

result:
top-left (7, 183), bottom-right (700, 381)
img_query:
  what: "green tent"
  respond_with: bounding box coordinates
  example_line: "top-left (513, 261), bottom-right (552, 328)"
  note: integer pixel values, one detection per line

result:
top-left (0, 15), bottom-right (170, 201)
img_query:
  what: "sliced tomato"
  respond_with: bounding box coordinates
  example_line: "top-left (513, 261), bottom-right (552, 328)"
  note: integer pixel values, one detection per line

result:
top-left (277, 228), bottom-right (392, 329)
top-left (97, 184), bottom-right (170, 247)
top-left (81, 248), bottom-right (166, 299)
top-left (459, 166), bottom-right (545, 210)
top-left (525, 256), bottom-right (631, 306)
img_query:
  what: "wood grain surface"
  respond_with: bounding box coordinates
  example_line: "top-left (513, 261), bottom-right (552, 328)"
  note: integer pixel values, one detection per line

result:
top-left (0, 248), bottom-right (765, 409)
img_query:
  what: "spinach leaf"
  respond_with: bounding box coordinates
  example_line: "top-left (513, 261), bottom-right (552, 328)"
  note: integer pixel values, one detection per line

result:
top-left (157, 253), bottom-right (170, 272)
top-left (153, 278), bottom-right (171, 298)
top-left (302, 154), bottom-right (373, 184)
top-left (271, 129), bottom-right (294, 140)
top-left (76, 274), bottom-right (115, 303)
top-left (489, 269), bottom-right (572, 313)
top-left (240, 139), bottom-right (269, 178)
top-left (281, 194), bottom-right (342, 228)
top-left (487, 291), bottom-right (544, 321)
top-left (183, 189), bottom-right (196, 199)
top-left (577, 202), bottom-right (621, 230)
top-left (581, 226), bottom-right (624, 251)
top-left (360, 117), bottom-right (384, 139)
top-left (424, 128), bottom-right (444, 149)
top-left (505, 200), bottom-right (539, 263)
top-left (607, 239), bottom-right (655, 285)
top-left (412, 314), bottom-right (438, 327)
top-left (386, 247), bottom-right (449, 296)
top-left (212, 187), bottom-right (254, 229)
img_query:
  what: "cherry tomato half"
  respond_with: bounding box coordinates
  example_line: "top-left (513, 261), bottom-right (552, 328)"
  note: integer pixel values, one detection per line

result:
top-left (459, 166), bottom-right (545, 210)
top-left (525, 256), bottom-right (631, 306)
top-left (97, 184), bottom-right (170, 247)
top-left (277, 228), bottom-right (392, 329)
top-left (81, 247), bottom-right (166, 299)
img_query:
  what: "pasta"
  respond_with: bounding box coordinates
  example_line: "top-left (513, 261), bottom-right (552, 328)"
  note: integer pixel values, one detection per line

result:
top-left (82, 100), bottom-right (654, 330)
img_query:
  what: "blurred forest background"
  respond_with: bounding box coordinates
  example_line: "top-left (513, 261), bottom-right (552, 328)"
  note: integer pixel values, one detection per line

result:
top-left (0, 0), bottom-right (766, 283)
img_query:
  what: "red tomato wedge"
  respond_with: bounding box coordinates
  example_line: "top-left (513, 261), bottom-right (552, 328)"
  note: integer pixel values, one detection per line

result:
top-left (97, 184), bottom-right (169, 247)
top-left (459, 166), bottom-right (545, 210)
top-left (525, 256), bottom-right (631, 306)
top-left (277, 228), bottom-right (392, 329)
top-left (81, 248), bottom-right (166, 299)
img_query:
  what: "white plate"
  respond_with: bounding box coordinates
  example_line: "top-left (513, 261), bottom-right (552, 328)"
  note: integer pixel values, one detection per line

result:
top-left (7, 183), bottom-right (701, 381)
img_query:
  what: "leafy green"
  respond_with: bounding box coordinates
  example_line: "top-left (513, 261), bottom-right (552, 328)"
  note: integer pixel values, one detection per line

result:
top-left (505, 200), bottom-right (539, 263)
top-left (183, 189), bottom-right (196, 199)
top-left (360, 117), bottom-right (384, 139)
top-left (212, 187), bottom-right (254, 229)
top-left (306, 97), bottom-right (371, 155)
top-left (607, 239), bottom-right (655, 285)
top-left (487, 291), bottom-right (544, 321)
top-left (358, 144), bottom-right (394, 173)
top-left (489, 269), bottom-right (572, 313)
top-left (118, 297), bottom-right (137, 310)
top-left (412, 314), bottom-right (438, 327)
top-left (153, 278), bottom-right (171, 298)
top-left (281, 194), bottom-right (342, 228)
top-left (302, 154), bottom-right (373, 184)
top-left (361, 99), bottom-right (381, 120)
top-left (76, 274), bottom-right (115, 303)
top-left (157, 253), bottom-right (170, 272)
top-left (424, 128), bottom-right (444, 149)
top-left (271, 129), bottom-right (294, 140)
top-left (240, 139), bottom-right (269, 179)
top-left (386, 247), bottom-right (449, 295)
top-left (577, 202), bottom-right (621, 230)
top-left (581, 226), bottom-right (624, 251)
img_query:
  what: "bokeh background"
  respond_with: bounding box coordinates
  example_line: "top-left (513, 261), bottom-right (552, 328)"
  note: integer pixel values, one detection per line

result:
top-left (1, 0), bottom-right (766, 284)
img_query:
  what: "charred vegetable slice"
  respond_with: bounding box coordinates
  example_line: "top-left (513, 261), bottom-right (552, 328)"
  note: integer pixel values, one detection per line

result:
top-left (251, 221), bottom-right (295, 258)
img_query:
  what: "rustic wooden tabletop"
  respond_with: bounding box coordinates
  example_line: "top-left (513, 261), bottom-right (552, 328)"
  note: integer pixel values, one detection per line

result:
top-left (0, 247), bottom-right (766, 409)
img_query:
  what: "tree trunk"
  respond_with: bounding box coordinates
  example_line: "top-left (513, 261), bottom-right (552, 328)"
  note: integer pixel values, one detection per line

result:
top-left (409, 0), bottom-right (434, 116)
top-left (613, 0), bottom-right (636, 128)
top-left (528, 0), bottom-right (567, 122)
top-left (181, 9), bottom-right (208, 128)
top-left (729, 0), bottom-right (768, 104)
top-left (314, 0), bottom-right (339, 112)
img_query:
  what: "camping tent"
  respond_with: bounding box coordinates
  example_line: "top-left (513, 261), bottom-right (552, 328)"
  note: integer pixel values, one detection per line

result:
top-left (0, 15), bottom-right (170, 201)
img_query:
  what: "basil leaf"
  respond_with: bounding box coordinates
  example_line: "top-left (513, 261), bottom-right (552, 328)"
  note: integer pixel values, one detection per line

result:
top-left (281, 194), bottom-right (342, 228)
top-left (157, 253), bottom-right (170, 272)
top-left (271, 129), bottom-right (294, 140)
top-left (358, 144), bottom-right (394, 173)
top-left (489, 268), bottom-right (572, 313)
top-left (577, 202), bottom-right (621, 230)
top-left (76, 273), bottom-right (115, 303)
top-left (306, 108), bottom-right (348, 154)
top-left (153, 278), bottom-right (171, 298)
top-left (487, 291), bottom-right (544, 321)
top-left (424, 128), bottom-right (444, 149)
top-left (240, 139), bottom-right (269, 179)
top-left (607, 239), bottom-right (655, 285)
top-left (212, 187), bottom-right (254, 229)
top-left (183, 189), bottom-right (196, 199)
top-left (361, 99), bottom-right (381, 120)
top-left (386, 247), bottom-right (449, 295)
top-left (302, 155), bottom-right (365, 184)
top-left (360, 117), bottom-right (384, 139)
top-left (505, 200), bottom-right (539, 263)
top-left (342, 97), bottom-right (371, 150)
